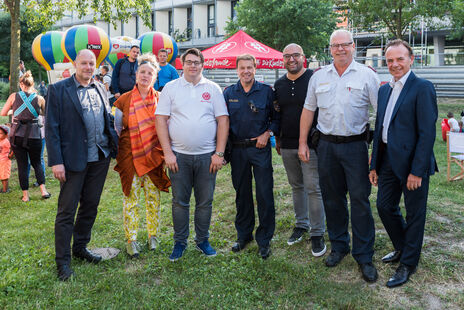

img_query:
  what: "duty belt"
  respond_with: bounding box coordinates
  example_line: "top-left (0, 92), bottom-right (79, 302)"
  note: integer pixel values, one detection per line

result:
top-left (320, 131), bottom-right (367, 144)
top-left (232, 139), bottom-right (257, 148)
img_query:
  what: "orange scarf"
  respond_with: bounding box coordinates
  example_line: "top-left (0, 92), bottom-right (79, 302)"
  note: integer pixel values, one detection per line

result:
top-left (128, 86), bottom-right (162, 176)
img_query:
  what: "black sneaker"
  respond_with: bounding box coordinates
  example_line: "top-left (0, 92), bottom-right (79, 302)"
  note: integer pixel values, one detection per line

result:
top-left (311, 236), bottom-right (327, 257)
top-left (287, 227), bottom-right (308, 245)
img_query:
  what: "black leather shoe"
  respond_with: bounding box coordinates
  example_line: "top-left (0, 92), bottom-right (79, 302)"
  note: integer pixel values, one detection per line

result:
top-left (382, 250), bottom-right (402, 263)
top-left (231, 238), bottom-right (253, 253)
top-left (386, 263), bottom-right (417, 288)
top-left (359, 262), bottom-right (378, 283)
top-left (73, 248), bottom-right (102, 264)
top-left (325, 251), bottom-right (347, 267)
top-left (258, 245), bottom-right (271, 260)
top-left (57, 264), bottom-right (74, 281)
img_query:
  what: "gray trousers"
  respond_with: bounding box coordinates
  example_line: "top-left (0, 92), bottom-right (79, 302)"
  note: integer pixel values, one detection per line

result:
top-left (281, 148), bottom-right (325, 237)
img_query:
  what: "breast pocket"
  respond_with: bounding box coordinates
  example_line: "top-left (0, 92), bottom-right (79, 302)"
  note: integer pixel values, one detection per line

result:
top-left (315, 84), bottom-right (333, 108)
top-left (346, 81), bottom-right (367, 106)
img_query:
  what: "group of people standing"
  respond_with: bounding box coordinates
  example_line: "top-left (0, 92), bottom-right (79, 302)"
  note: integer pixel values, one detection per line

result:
top-left (42, 29), bottom-right (437, 291)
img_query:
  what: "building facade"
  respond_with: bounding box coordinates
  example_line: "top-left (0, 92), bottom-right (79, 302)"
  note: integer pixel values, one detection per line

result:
top-left (55, 0), bottom-right (239, 52)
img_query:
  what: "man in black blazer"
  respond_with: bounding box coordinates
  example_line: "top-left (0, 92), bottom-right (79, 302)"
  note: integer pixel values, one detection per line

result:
top-left (46, 49), bottom-right (118, 281)
top-left (369, 40), bottom-right (438, 288)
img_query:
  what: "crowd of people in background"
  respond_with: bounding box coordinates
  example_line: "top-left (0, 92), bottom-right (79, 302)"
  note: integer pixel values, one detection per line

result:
top-left (0, 30), bottom-right (451, 290)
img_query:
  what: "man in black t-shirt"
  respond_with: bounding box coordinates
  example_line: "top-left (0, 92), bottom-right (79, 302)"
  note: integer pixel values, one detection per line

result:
top-left (274, 43), bottom-right (326, 257)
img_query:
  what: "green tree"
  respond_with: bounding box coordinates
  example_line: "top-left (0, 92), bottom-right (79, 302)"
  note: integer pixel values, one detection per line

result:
top-left (342, 0), bottom-right (452, 39)
top-left (0, 12), bottom-right (46, 80)
top-left (450, 0), bottom-right (464, 40)
top-left (225, 0), bottom-right (338, 59)
top-left (2, 0), bottom-right (152, 95)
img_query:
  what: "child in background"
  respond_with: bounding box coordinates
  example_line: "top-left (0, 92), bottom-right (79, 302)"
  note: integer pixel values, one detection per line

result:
top-left (0, 125), bottom-right (11, 193)
top-left (459, 121), bottom-right (464, 133)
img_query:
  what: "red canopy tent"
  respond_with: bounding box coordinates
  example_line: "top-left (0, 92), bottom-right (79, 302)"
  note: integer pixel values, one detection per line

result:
top-left (201, 30), bottom-right (284, 69)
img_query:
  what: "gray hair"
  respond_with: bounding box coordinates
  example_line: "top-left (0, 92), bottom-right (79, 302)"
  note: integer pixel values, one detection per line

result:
top-left (330, 29), bottom-right (353, 43)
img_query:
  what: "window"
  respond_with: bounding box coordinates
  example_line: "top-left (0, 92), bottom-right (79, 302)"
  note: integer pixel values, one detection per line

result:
top-left (187, 7), bottom-right (192, 39)
top-left (168, 10), bottom-right (173, 36)
top-left (231, 0), bottom-right (239, 20)
top-left (208, 4), bottom-right (215, 37)
top-left (151, 11), bottom-right (155, 31)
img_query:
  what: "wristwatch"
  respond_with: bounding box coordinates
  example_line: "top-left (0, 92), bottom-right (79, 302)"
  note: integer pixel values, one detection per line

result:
top-left (215, 151), bottom-right (224, 157)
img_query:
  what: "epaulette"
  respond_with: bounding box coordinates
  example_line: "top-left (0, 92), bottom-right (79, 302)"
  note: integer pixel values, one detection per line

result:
top-left (367, 65), bottom-right (377, 73)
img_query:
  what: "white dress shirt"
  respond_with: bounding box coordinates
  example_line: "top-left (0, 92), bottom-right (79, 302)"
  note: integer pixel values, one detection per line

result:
top-left (382, 70), bottom-right (411, 143)
top-left (304, 60), bottom-right (379, 136)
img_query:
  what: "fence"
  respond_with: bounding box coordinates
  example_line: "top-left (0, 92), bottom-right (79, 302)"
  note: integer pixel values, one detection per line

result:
top-left (203, 65), bottom-right (464, 98)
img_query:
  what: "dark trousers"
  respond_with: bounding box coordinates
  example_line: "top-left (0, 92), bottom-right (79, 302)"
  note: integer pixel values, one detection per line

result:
top-left (55, 157), bottom-right (110, 266)
top-left (377, 154), bottom-right (429, 267)
top-left (11, 137), bottom-right (45, 190)
top-left (230, 145), bottom-right (275, 247)
top-left (317, 139), bottom-right (375, 264)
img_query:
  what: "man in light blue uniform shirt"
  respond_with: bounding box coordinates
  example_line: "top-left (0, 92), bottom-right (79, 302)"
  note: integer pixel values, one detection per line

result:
top-left (299, 29), bottom-right (380, 283)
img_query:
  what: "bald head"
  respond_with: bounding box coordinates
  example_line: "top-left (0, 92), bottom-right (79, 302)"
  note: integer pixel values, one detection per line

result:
top-left (282, 43), bottom-right (305, 75)
top-left (76, 49), bottom-right (96, 62)
top-left (74, 49), bottom-right (96, 85)
top-left (283, 43), bottom-right (303, 54)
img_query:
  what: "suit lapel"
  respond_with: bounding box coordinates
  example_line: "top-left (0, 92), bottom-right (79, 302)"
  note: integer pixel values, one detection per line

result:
top-left (378, 86), bottom-right (392, 126)
top-left (389, 71), bottom-right (416, 124)
top-left (65, 77), bottom-right (85, 122)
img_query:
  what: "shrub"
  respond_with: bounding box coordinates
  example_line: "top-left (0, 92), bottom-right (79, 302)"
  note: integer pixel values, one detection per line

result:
top-left (0, 81), bottom-right (10, 101)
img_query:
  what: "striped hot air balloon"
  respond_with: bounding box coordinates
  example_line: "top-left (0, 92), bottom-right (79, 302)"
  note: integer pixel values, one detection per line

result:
top-left (106, 36), bottom-right (135, 68)
top-left (61, 25), bottom-right (111, 67)
top-left (138, 32), bottom-right (178, 64)
top-left (31, 31), bottom-right (70, 71)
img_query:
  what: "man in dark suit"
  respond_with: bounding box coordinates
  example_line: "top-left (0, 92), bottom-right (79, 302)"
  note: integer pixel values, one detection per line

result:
top-left (369, 39), bottom-right (438, 288)
top-left (46, 49), bottom-right (118, 281)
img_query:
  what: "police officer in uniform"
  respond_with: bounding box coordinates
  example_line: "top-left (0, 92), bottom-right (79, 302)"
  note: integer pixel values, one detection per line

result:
top-left (224, 54), bottom-right (280, 259)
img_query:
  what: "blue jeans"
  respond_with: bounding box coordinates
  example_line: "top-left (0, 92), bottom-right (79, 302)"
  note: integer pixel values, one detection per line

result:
top-left (169, 151), bottom-right (217, 246)
top-left (317, 139), bottom-right (375, 264)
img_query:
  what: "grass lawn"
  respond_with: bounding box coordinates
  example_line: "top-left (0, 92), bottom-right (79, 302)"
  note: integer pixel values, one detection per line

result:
top-left (0, 100), bottom-right (463, 309)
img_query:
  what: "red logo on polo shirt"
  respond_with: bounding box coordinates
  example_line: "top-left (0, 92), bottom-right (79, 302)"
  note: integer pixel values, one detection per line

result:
top-left (202, 92), bottom-right (211, 100)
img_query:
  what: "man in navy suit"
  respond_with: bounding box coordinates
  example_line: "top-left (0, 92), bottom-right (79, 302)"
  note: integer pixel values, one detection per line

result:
top-left (46, 49), bottom-right (118, 281)
top-left (369, 39), bottom-right (438, 288)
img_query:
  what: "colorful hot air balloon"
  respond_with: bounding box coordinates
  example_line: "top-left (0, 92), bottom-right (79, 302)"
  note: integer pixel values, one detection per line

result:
top-left (32, 31), bottom-right (70, 71)
top-left (138, 32), bottom-right (178, 64)
top-left (106, 36), bottom-right (135, 68)
top-left (61, 25), bottom-right (111, 67)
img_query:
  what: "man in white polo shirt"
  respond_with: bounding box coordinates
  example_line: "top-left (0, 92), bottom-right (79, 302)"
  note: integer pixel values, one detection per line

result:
top-left (155, 48), bottom-right (229, 261)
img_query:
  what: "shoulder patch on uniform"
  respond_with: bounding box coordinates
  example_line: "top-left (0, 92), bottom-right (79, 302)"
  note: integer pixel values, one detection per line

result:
top-left (367, 65), bottom-right (377, 72)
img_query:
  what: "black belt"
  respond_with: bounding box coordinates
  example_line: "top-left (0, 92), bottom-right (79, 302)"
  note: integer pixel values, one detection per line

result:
top-left (320, 131), bottom-right (367, 144)
top-left (232, 139), bottom-right (257, 148)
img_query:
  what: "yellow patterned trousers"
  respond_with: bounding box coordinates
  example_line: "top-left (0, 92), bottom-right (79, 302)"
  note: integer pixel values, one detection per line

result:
top-left (123, 174), bottom-right (161, 242)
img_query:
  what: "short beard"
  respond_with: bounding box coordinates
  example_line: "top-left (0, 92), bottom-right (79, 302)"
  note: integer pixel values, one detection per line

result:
top-left (286, 64), bottom-right (303, 74)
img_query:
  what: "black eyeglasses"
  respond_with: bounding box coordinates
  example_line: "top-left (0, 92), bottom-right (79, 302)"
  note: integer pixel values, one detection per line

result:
top-left (330, 42), bottom-right (353, 49)
top-left (248, 101), bottom-right (258, 113)
top-left (283, 53), bottom-right (302, 60)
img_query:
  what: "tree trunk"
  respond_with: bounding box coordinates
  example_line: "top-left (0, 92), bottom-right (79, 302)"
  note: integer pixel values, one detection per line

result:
top-left (7, 0), bottom-right (21, 95)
